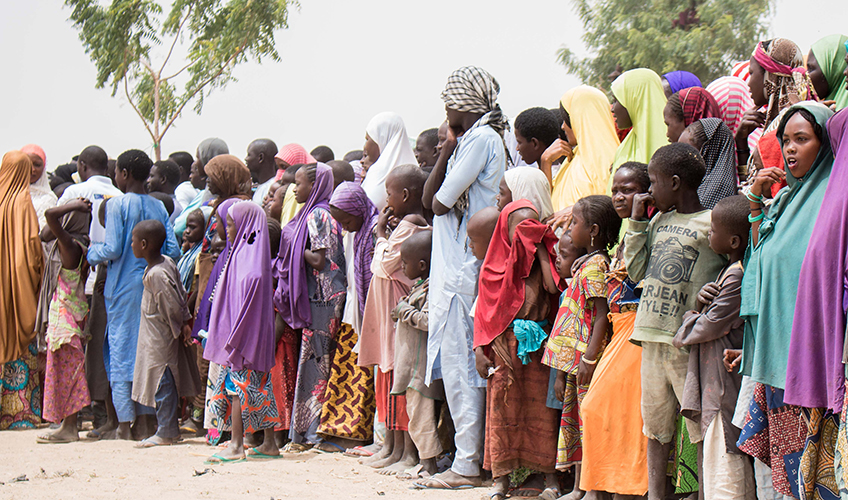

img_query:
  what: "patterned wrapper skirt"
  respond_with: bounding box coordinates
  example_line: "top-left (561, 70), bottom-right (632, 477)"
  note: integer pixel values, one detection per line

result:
top-left (209, 366), bottom-right (281, 434)
top-left (270, 322), bottom-right (299, 431)
top-left (1, 341), bottom-right (42, 430)
top-left (43, 336), bottom-right (91, 423)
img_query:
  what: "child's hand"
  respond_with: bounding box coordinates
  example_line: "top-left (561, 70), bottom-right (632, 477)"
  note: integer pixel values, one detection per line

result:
top-left (181, 324), bottom-right (193, 346)
top-left (541, 139), bottom-right (574, 165)
top-left (66, 198), bottom-right (92, 213)
top-left (474, 347), bottom-right (494, 379)
top-left (723, 348), bottom-right (742, 373)
top-left (735, 108), bottom-right (766, 142)
top-left (376, 206), bottom-right (393, 238)
top-left (631, 193), bottom-right (654, 220)
top-left (554, 370), bottom-right (566, 402)
top-left (577, 357), bottom-right (596, 386)
top-left (544, 207), bottom-right (572, 233)
top-left (697, 282), bottom-right (720, 306)
top-left (751, 167), bottom-right (786, 198)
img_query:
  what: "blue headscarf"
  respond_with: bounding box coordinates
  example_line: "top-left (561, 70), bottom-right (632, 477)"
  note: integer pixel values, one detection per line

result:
top-left (663, 71), bottom-right (702, 93)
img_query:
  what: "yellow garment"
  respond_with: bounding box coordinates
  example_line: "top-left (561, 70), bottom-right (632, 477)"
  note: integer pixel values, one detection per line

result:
top-left (279, 183), bottom-right (303, 225)
top-left (552, 86), bottom-right (620, 211)
top-left (0, 151), bottom-right (45, 363)
top-left (610, 69), bottom-right (669, 176)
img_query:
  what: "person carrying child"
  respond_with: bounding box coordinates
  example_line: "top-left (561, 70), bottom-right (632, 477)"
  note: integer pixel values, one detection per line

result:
top-left (131, 220), bottom-right (202, 448)
top-left (177, 207), bottom-right (212, 296)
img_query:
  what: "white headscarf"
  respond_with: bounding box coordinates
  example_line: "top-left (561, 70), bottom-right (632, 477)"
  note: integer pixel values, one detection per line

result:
top-left (360, 112), bottom-right (418, 210)
top-left (505, 167), bottom-right (554, 221)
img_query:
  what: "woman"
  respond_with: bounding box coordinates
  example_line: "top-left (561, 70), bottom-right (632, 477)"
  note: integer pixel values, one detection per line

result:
top-left (0, 151), bottom-right (45, 430)
top-left (706, 76), bottom-right (760, 151)
top-left (174, 137), bottom-right (229, 239)
top-left (610, 69), bottom-right (669, 172)
top-left (662, 70), bottom-right (702, 97)
top-left (541, 86), bottom-right (619, 216)
top-left (806, 34), bottom-right (848, 111)
top-left (360, 112), bottom-right (418, 210)
top-left (737, 102), bottom-right (834, 497)
top-left (274, 143), bottom-right (315, 178)
top-left (21, 144), bottom-right (57, 230)
top-left (679, 118), bottom-right (739, 209)
top-left (663, 87), bottom-right (722, 143)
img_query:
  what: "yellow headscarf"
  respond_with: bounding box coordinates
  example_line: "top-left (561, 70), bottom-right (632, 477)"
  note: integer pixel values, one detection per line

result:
top-left (552, 85), bottom-right (620, 210)
top-left (279, 183), bottom-right (303, 225)
top-left (0, 151), bottom-right (44, 363)
top-left (610, 69), bottom-right (669, 174)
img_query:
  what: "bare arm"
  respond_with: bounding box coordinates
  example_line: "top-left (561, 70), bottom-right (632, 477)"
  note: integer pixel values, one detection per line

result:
top-left (45, 199), bottom-right (90, 269)
top-left (577, 299), bottom-right (611, 386)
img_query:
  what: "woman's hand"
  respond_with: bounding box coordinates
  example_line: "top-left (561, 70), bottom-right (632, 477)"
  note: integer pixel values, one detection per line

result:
top-left (631, 193), bottom-right (654, 220)
top-left (474, 347), bottom-right (494, 379)
top-left (544, 207), bottom-right (573, 233)
top-left (735, 108), bottom-right (766, 144)
top-left (577, 357), bottom-right (596, 386)
top-left (751, 167), bottom-right (786, 198)
top-left (554, 370), bottom-right (566, 402)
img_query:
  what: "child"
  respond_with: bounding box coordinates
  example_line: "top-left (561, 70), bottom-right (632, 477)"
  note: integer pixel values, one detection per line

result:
top-left (497, 166), bottom-right (555, 221)
top-left (542, 195), bottom-right (620, 499)
top-left (329, 160), bottom-right (355, 189)
top-left (672, 195), bottom-right (755, 499)
top-left (279, 163), bottom-right (304, 225)
top-left (624, 143), bottom-right (727, 500)
top-left (130, 220), bottom-right (200, 448)
top-left (206, 201), bottom-right (280, 461)
top-left (358, 165), bottom-right (430, 474)
top-left (414, 128), bottom-right (439, 171)
top-left (87, 149), bottom-right (180, 440)
top-left (177, 207), bottom-right (211, 295)
top-left (473, 199), bottom-right (562, 500)
top-left (390, 230), bottom-right (441, 477)
top-left (36, 199), bottom-right (93, 444)
top-left (513, 107), bottom-right (560, 167)
top-left (146, 159), bottom-right (183, 222)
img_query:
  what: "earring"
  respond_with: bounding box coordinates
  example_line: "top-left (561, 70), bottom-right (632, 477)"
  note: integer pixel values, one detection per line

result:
top-left (591, 235), bottom-right (595, 247)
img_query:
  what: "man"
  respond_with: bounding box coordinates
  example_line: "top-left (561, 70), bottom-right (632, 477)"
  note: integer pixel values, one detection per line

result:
top-left (244, 139), bottom-right (279, 204)
top-left (169, 151), bottom-right (199, 209)
top-left (414, 128), bottom-right (439, 171)
top-left (419, 66), bottom-right (508, 490)
top-left (310, 145), bottom-right (334, 163)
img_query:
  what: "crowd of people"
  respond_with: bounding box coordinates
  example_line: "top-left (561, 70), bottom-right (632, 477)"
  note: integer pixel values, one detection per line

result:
top-left (2, 33), bottom-right (848, 500)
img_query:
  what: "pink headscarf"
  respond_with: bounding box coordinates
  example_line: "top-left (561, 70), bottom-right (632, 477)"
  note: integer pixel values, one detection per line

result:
top-left (20, 144), bottom-right (46, 168)
top-left (274, 144), bottom-right (316, 180)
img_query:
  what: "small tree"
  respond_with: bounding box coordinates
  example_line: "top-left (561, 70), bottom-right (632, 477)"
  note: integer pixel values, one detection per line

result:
top-left (558, 0), bottom-right (772, 90)
top-left (65, 0), bottom-right (296, 160)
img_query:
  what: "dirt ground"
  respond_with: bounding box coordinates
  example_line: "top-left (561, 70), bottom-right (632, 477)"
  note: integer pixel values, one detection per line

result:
top-left (1, 428), bottom-right (486, 500)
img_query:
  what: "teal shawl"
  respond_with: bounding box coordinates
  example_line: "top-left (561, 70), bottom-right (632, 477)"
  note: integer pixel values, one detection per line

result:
top-left (740, 102), bottom-right (835, 389)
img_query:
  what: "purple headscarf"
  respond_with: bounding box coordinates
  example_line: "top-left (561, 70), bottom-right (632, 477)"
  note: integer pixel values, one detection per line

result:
top-left (787, 108), bottom-right (848, 411)
top-left (192, 197), bottom-right (239, 339)
top-left (204, 201), bottom-right (275, 372)
top-left (663, 70), bottom-right (702, 93)
top-left (274, 163), bottom-right (333, 329)
top-left (330, 181), bottom-right (378, 317)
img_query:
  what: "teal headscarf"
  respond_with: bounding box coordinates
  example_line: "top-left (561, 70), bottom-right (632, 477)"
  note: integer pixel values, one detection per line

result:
top-left (740, 102), bottom-right (835, 389)
top-left (811, 35), bottom-right (848, 111)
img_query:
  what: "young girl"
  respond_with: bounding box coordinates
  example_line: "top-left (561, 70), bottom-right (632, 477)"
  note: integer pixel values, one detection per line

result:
top-left (542, 194), bottom-right (621, 499)
top-left (36, 199), bottom-right (92, 443)
top-left (579, 162), bottom-right (651, 497)
top-left (275, 163), bottom-right (347, 450)
top-left (205, 201), bottom-right (280, 462)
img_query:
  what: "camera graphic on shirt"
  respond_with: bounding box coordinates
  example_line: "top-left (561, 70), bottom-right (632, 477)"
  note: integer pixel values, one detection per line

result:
top-left (647, 237), bottom-right (700, 285)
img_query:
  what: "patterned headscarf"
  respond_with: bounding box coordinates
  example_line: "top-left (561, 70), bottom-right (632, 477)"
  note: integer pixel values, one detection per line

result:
top-left (330, 181), bottom-right (378, 317)
top-left (679, 87), bottom-right (722, 127)
top-left (752, 38), bottom-right (806, 123)
top-left (441, 66), bottom-right (509, 137)
top-left (695, 118), bottom-right (738, 209)
top-left (274, 144), bottom-right (316, 181)
top-left (706, 76), bottom-right (756, 136)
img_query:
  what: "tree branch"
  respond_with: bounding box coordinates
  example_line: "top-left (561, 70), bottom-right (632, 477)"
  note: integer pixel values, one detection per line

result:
top-left (159, 3), bottom-right (193, 77)
top-left (124, 77), bottom-right (158, 144)
top-left (139, 58), bottom-right (156, 76)
top-left (161, 60), bottom-right (192, 82)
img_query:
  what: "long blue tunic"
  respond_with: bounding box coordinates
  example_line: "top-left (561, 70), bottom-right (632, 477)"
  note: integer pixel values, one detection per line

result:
top-left (88, 193), bottom-right (180, 383)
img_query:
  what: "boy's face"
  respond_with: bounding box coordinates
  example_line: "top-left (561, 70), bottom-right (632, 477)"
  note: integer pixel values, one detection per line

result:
top-left (146, 165), bottom-right (166, 193)
top-left (709, 216), bottom-right (735, 256)
top-left (496, 177), bottom-right (512, 212)
top-left (384, 176), bottom-right (405, 215)
top-left (514, 129), bottom-right (542, 166)
top-left (131, 228), bottom-right (145, 259)
top-left (184, 212), bottom-right (205, 244)
top-left (611, 168), bottom-right (643, 220)
top-left (414, 136), bottom-right (438, 168)
top-left (190, 159), bottom-right (205, 189)
top-left (468, 231), bottom-right (490, 261)
top-left (400, 249), bottom-right (425, 281)
top-left (115, 166), bottom-right (129, 192)
top-left (647, 164), bottom-right (676, 212)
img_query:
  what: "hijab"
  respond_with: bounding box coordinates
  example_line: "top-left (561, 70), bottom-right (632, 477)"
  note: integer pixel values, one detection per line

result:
top-left (611, 68), bottom-right (669, 171)
top-left (204, 154), bottom-right (252, 200)
top-left (0, 151), bottom-right (45, 363)
top-left (274, 163), bottom-right (333, 329)
top-left (330, 181), bottom-right (378, 318)
top-left (21, 144), bottom-right (57, 229)
top-left (740, 102), bottom-right (834, 390)
top-left (679, 87), bottom-right (722, 127)
top-left (473, 199), bottom-right (558, 349)
top-left (275, 143), bottom-right (315, 166)
top-left (197, 138), bottom-right (229, 167)
top-left (706, 76), bottom-right (756, 136)
top-left (505, 167), bottom-right (554, 220)
top-left (192, 198), bottom-right (239, 339)
top-left (360, 112), bottom-right (418, 210)
top-left (663, 71), bottom-right (703, 93)
top-left (695, 118), bottom-right (738, 209)
top-left (810, 34), bottom-right (848, 111)
top-left (552, 86), bottom-right (620, 211)
top-left (753, 38), bottom-right (806, 124)
top-left (205, 201), bottom-right (275, 372)
top-left (785, 106), bottom-right (847, 411)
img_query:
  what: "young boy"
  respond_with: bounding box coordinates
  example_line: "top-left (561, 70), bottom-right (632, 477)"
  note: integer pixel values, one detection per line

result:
top-left (672, 195), bottom-right (754, 498)
top-left (624, 143), bottom-right (727, 500)
top-left (146, 159), bottom-right (183, 222)
top-left (414, 128), bottom-right (440, 171)
top-left (514, 107), bottom-right (560, 167)
top-left (130, 220), bottom-right (199, 447)
top-left (390, 230), bottom-right (442, 477)
top-left (329, 160), bottom-right (355, 189)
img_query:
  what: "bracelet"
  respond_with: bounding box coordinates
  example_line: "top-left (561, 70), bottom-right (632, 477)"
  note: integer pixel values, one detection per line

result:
top-left (581, 356), bottom-right (597, 365)
top-left (748, 212), bottom-right (765, 223)
top-left (745, 191), bottom-right (763, 203)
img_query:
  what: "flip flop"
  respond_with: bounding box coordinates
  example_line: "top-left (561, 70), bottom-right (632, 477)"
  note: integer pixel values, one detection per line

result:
top-left (246, 447), bottom-right (284, 460)
top-left (281, 442), bottom-right (313, 454)
top-left (343, 445), bottom-right (375, 458)
top-left (314, 441), bottom-right (346, 454)
top-left (36, 434), bottom-right (78, 444)
top-left (538, 487), bottom-right (561, 500)
top-left (204, 453), bottom-right (246, 465)
top-left (412, 476), bottom-right (476, 490)
top-left (135, 436), bottom-right (175, 448)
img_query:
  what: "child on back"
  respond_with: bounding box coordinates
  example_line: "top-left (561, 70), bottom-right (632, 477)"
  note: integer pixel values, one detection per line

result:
top-left (130, 220), bottom-right (200, 448)
top-left (542, 195), bottom-right (620, 499)
top-left (358, 164), bottom-right (430, 474)
top-left (36, 199), bottom-right (93, 444)
top-left (672, 195), bottom-right (754, 499)
top-left (471, 199), bottom-right (562, 500)
top-left (624, 143), bottom-right (727, 500)
top-left (177, 207), bottom-right (211, 297)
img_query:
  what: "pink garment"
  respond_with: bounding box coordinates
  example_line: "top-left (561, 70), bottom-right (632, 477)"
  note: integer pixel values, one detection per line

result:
top-left (274, 144), bottom-right (316, 180)
top-left (357, 219), bottom-right (429, 372)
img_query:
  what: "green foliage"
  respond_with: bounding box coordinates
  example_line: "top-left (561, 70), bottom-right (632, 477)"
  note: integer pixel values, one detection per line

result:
top-left (558, 0), bottom-right (772, 90)
top-left (64, 0), bottom-right (296, 157)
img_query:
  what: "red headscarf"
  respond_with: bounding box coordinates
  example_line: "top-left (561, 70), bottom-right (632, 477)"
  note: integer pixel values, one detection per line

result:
top-left (473, 200), bottom-right (559, 349)
top-left (680, 87), bottom-right (722, 127)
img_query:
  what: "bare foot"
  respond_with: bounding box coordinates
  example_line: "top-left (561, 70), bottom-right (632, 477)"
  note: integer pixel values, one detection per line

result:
top-left (414, 469), bottom-right (482, 489)
top-left (360, 442), bottom-right (391, 465)
top-left (252, 440), bottom-right (279, 457)
top-left (215, 440), bottom-right (246, 460)
top-left (37, 418), bottom-right (80, 444)
top-left (378, 458), bottom-right (417, 476)
top-left (346, 442), bottom-right (381, 457)
top-left (484, 476), bottom-right (509, 500)
top-left (116, 422), bottom-right (133, 441)
top-left (88, 419), bottom-right (118, 439)
top-left (558, 489), bottom-right (586, 500)
top-left (135, 435), bottom-right (177, 448)
top-left (539, 473), bottom-right (561, 500)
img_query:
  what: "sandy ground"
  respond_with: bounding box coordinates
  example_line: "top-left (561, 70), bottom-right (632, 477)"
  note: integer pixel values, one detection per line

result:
top-left (1, 429), bottom-right (486, 500)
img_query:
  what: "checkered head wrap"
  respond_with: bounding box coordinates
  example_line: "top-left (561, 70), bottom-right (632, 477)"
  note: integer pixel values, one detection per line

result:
top-left (441, 66), bottom-right (509, 137)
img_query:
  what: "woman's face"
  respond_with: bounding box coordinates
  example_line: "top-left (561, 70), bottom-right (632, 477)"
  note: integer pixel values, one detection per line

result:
top-left (663, 101), bottom-right (686, 143)
top-left (782, 112), bottom-right (822, 179)
top-left (496, 177), bottom-right (512, 211)
top-left (362, 134), bottom-right (380, 171)
top-left (559, 105), bottom-right (577, 147)
top-left (293, 167), bottom-right (313, 204)
top-left (806, 49), bottom-right (830, 101)
top-left (748, 58), bottom-right (768, 107)
top-left (611, 168), bottom-right (645, 220)
top-left (28, 154), bottom-right (45, 184)
top-left (612, 99), bottom-right (632, 129)
top-left (226, 214), bottom-right (237, 245)
top-left (207, 175), bottom-right (222, 196)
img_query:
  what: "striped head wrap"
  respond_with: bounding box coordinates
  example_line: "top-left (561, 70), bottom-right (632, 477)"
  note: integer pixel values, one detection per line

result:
top-left (753, 38), bottom-right (805, 123)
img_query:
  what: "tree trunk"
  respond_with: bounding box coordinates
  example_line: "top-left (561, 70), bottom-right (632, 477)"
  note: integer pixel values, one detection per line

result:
top-left (153, 74), bottom-right (162, 161)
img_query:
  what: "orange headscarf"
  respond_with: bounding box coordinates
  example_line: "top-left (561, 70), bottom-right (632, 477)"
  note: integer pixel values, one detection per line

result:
top-left (0, 151), bottom-right (44, 363)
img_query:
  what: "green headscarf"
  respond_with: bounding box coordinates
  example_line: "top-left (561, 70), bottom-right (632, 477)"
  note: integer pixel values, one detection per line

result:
top-left (740, 102), bottom-right (835, 389)
top-left (811, 34), bottom-right (848, 111)
top-left (610, 68), bottom-right (669, 173)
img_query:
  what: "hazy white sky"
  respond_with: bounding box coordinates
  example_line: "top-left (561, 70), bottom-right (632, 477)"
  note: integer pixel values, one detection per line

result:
top-left (0, 0), bottom-right (844, 168)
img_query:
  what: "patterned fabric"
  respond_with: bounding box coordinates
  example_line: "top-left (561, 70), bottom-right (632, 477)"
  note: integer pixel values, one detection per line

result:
top-left (0, 341), bottom-right (41, 429)
top-left (306, 208), bottom-right (347, 301)
top-left (375, 369), bottom-right (409, 431)
top-left (753, 38), bottom-right (806, 123)
top-left (737, 383), bottom-right (806, 497)
top-left (270, 324), bottom-right (299, 431)
top-left (318, 323), bottom-right (375, 441)
top-left (542, 254), bottom-right (609, 373)
top-left (836, 372), bottom-right (848, 496)
top-left (799, 408), bottom-right (840, 500)
top-left (673, 417), bottom-right (700, 494)
top-left (43, 336), bottom-right (90, 423)
top-left (680, 87), bottom-right (722, 127)
top-left (706, 76), bottom-right (756, 136)
top-left (440, 66), bottom-right (509, 136)
top-left (46, 265), bottom-right (89, 352)
top-left (697, 117), bottom-right (739, 210)
top-left (557, 371), bottom-right (588, 469)
top-left (606, 257), bottom-right (640, 315)
top-left (209, 366), bottom-right (280, 433)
